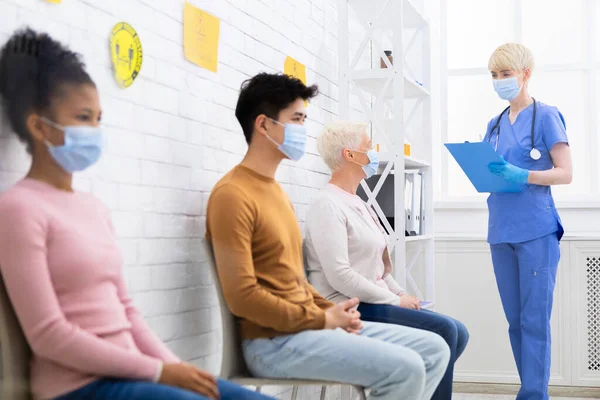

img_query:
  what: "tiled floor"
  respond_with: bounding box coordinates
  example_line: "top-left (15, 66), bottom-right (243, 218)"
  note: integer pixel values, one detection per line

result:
top-left (454, 395), bottom-right (598, 400)
top-left (255, 385), bottom-right (600, 399)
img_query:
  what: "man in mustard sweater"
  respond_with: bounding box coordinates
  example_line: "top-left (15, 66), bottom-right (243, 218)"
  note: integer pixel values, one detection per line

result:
top-left (206, 73), bottom-right (449, 400)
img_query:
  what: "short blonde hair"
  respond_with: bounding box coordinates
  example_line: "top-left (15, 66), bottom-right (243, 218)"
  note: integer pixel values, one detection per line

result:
top-left (318, 121), bottom-right (368, 172)
top-left (488, 43), bottom-right (535, 72)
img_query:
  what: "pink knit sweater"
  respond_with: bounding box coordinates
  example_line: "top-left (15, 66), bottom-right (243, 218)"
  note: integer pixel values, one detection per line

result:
top-left (0, 179), bottom-right (180, 400)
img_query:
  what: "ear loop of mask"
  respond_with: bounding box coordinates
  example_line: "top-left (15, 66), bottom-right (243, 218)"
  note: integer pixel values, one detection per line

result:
top-left (39, 117), bottom-right (64, 148)
top-left (348, 149), bottom-right (368, 167)
top-left (263, 118), bottom-right (283, 147)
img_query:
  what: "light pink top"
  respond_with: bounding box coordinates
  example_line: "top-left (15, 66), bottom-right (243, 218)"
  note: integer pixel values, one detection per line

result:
top-left (305, 184), bottom-right (406, 305)
top-left (0, 179), bottom-right (180, 400)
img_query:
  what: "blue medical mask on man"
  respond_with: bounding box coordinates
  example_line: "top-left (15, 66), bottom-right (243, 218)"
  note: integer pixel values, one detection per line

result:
top-left (493, 76), bottom-right (522, 101)
top-left (351, 149), bottom-right (379, 179)
top-left (41, 117), bottom-right (104, 173)
top-left (266, 118), bottom-right (307, 161)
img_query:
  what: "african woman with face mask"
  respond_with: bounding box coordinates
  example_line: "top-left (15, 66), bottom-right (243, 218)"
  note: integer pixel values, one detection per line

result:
top-left (0, 28), bottom-right (274, 400)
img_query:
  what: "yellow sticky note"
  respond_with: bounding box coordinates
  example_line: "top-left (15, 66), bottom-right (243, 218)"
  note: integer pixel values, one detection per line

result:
top-left (284, 56), bottom-right (308, 106)
top-left (46, 0), bottom-right (62, 3)
top-left (184, 2), bottom-right (220, 73)
top-left (284, 56), bottom-right (307, 85)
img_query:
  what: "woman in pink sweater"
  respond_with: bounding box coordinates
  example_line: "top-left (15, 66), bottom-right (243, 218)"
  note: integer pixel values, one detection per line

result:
top-left (0, 28), bottom-right (273, 400)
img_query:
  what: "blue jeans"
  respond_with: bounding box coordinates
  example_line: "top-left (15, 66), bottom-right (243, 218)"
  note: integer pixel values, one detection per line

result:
top-left (243, 321), bottom-right (450, 400)
top-left (357, 304), bottom-right (469, 400)
top-left (490, 233), bottom-right (560, 400)
top-left (54, 378), bottom-right (274, 400)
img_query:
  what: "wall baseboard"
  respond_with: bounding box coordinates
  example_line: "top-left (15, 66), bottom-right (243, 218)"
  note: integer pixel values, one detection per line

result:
top-left (454, 382), bottom-right (600, 398)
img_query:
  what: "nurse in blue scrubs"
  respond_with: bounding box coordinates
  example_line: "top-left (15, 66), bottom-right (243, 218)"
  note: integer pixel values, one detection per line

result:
top-left (484, 43), bottom-right (573, 400)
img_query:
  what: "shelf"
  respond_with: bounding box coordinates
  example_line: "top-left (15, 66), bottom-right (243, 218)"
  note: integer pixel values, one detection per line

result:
top-left (348, 0), bottom-right (427, 29)
top-left (341, 0), bottom-right (433, 298)
top-left (405, 155), bottom-right (431, 169)
top-left (351, 69), bottom-right (430, 99)
top-left (405, 234), bottom-right (433, 243)
top-left (378, 152), bottom-right (431, 170)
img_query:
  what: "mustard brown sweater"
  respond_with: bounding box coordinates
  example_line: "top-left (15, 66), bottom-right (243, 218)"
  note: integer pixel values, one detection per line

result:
top-left (206, 165), bottom-right (333, 339)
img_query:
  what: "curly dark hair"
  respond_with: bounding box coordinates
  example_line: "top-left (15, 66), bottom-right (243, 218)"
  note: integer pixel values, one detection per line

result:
top-left (235, 72), bottom-right (319, 144)
top-left (0, 28), bottom-right (95, 153)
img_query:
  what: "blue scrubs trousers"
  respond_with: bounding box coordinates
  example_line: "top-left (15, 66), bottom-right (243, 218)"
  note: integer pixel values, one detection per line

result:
top-left (490, 232), bottom-right (560, 400)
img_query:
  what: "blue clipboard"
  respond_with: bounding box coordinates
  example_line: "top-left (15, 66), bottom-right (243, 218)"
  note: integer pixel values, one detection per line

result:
top-left (445, 142), bottom-right (522, 193)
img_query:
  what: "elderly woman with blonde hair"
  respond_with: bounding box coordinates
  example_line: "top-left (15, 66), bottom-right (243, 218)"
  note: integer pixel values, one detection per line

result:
top-left (304, 121), bottom-right (469, 400)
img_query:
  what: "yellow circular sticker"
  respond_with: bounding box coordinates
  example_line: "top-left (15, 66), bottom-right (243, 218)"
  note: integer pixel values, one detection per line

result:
top-left (110, 22), bottom-right (143, 88)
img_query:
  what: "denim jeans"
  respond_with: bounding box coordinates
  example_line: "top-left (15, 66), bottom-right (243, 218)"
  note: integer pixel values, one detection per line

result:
top-left (54, 378), bottom-right (275, 400)
top-left (242, 321), bottom-right (450, 400)
top-left (358, 304), bottom-right (469, 400)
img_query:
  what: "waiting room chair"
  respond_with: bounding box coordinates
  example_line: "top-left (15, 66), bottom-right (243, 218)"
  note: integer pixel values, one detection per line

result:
top-left (0, 274), bottom-right (31, 400)
top-left (203, 240), bottom-right (366, 400)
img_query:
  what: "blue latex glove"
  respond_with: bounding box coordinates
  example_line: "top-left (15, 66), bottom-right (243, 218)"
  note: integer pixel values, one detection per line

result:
top-left (488, 156), bottom-right (529, 184)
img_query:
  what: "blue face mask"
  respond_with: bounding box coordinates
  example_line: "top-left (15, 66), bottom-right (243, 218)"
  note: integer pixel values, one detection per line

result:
top-left (493, 77), bottom-right (521, 101)
top-left (41, 117), bottom-right (104, 173)
top-left (352, 149), bottom-right (379, 179)
top-left (267, 119), bottom-right (307, 161)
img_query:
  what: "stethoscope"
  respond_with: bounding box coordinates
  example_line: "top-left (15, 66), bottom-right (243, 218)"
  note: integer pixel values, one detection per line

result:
top-left (487, 97), bottom-right (541, 161)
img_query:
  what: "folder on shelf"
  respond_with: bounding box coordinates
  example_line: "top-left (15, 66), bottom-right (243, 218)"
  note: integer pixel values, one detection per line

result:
top-left (405, 171), bottom-right (421, 236)
top-left (412, 172), bottom-right (422, 236)
top-left (444, 142), bottom-right (523, 193)
top-left (404, 174), bottom-right (412, 236)
top-left (419, 171), bottom-right (425, 236)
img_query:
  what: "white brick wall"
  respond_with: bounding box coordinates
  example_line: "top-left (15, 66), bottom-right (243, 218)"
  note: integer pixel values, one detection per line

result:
top-left (0, 0), bottom-right (343, 398)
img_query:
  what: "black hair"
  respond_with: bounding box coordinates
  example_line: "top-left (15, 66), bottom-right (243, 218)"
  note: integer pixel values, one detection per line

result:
top-left (235, 72), bottom-right (319, 144)
top-left (0, 28), bottom-right (95, 153)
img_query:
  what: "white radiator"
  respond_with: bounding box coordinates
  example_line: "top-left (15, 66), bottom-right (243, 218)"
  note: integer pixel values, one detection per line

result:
top-left (586, 256), bottom-right (600, 373)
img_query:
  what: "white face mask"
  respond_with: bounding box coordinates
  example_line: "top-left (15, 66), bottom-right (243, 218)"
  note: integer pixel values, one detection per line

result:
top-left (350, 149), bottom-right (379, 178)
top-left (493, 76), bottom-right (522, 101)
top-left (41, 117), bottom-right (104, 173)
top-left (265, 119), bottom-right (307, 161)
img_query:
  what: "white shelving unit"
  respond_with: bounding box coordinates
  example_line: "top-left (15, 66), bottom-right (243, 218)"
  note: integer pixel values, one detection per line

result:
top-left (338, 0), bottom-right (435, 305)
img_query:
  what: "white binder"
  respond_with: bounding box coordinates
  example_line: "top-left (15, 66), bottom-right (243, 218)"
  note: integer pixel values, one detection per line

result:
top-left (404, 172), bottom-right (413, 236)
top-left (405, 171), bottom-right (422, 236)
top-left (419, 171), bottom-right (425, 235)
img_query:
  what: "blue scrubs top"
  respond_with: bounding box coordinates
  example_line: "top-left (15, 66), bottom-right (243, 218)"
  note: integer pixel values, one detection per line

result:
top-left (484, 101), bottom-right (568, 244)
